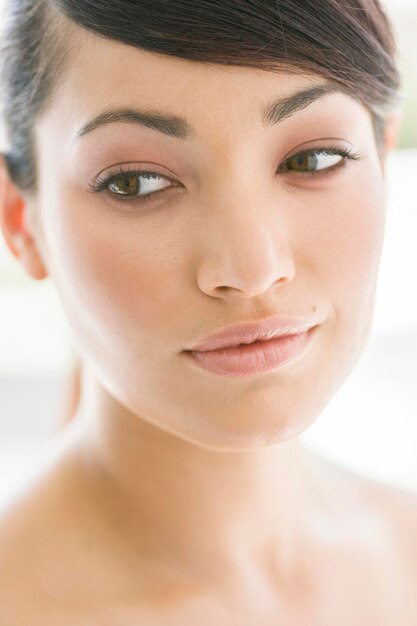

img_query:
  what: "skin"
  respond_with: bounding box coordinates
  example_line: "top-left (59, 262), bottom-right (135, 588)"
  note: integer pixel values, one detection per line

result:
top-left (0, 24), bottom-right (416, 625)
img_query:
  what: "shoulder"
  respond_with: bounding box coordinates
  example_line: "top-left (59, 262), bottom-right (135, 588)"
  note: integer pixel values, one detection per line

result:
top-left (0, 432), bottom-right (95, 621)
top-left (358, 472), bottom-right (417, 566)
top-left (305, 449), bottom-right (417, 568)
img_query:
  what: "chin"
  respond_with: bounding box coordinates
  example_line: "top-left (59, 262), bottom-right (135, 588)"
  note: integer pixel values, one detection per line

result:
top-left (161, 394), bottom-right (322, 452)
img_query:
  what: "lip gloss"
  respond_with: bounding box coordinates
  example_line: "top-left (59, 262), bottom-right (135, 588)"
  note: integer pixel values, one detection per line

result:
top-left (184, 327), bottom-right (316, 377)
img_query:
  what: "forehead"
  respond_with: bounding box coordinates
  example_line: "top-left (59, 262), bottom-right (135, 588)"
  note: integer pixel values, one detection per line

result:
top-left (34, 22), bottom-right (371, 167)
top-left (40, 25), bottom-right (334, 130)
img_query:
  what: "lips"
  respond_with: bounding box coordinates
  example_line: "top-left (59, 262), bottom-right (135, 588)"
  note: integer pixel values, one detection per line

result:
top-left (186, 313), bottom-right (318, 353)
top-left (185, 327), bottom-right (317, 377)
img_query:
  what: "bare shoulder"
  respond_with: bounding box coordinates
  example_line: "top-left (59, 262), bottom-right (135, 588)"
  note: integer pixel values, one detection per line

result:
top-left (357, 469), bottom-right (417, 564)
top-left (305, 449), bottom-right (417, 566)
top-left (0, 428), bottom-right (99, 624)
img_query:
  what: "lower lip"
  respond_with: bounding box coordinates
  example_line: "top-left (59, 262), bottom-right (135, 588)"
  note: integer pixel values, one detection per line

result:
top-left (184, 327), bottom-right (316, 377)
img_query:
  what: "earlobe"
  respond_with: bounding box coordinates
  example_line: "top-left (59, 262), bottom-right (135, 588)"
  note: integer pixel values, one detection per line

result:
top-left (0, 154), bottom-right (48, 281)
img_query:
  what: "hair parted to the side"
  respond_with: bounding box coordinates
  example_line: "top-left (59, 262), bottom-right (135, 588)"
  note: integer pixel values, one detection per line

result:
top-left (0, 0), bottom-right (401, 195)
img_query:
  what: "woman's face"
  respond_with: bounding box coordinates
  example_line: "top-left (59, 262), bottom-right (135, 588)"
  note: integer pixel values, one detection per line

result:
top-left (29, 27), bottom-right (388, 449)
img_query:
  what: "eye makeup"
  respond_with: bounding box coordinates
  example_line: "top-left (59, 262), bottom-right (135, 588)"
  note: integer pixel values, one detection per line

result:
top-left (86, 144), bottom-right (363, 208)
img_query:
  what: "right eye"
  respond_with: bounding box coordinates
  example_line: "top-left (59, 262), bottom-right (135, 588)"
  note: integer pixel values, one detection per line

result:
top-left (88, 168), bottom-right (175, 204)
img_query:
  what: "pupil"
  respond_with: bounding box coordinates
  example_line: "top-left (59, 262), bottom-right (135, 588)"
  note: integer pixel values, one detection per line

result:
top-left (109, 174), bottom-right (139, 195)
top-left (291, 154), bottom-right (318, 170)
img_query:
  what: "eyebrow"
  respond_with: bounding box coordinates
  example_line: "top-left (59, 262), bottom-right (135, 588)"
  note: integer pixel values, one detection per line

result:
top-left (75, 83), bottom-right (342, 140)
top-left (262, 83), bottom-right (340, 125)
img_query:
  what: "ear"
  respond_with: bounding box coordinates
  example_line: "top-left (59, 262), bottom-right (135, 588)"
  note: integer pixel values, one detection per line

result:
top-left (0, 154), bottom-right (48, 280)
top-left (379, 111), bottom-right (402, 177)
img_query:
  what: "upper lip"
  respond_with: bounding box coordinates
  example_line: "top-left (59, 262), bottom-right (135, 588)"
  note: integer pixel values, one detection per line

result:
top-left (186, 314), bottom-right (318, 352)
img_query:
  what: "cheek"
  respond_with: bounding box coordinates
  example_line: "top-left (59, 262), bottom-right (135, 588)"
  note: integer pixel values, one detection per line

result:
top-left (320, 181), bottom-right (385, 305)
top-left (292, 160), bottom-right (385, 297)
top-left (42, 192), bottom-right (186, 357)
top-left (298, 166), bottom-right (386, 369)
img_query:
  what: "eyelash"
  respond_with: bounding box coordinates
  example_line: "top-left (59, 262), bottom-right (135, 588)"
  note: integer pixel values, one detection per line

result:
top-left (87, 145), bottom-right (362, 206)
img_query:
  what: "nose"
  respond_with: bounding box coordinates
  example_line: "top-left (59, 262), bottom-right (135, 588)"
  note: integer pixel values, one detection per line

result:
top-left (195, 192), bottom-right (296, 300)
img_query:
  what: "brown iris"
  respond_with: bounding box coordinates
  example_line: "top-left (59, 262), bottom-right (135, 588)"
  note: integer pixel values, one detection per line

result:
top-left (284, 153), bottom-right (318, 172)
top-left (108, 174), bottom-right (140, 196)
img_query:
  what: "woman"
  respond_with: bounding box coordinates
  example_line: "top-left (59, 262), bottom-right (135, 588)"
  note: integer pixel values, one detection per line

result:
top-left (0, 0), bottom-right (415, 623)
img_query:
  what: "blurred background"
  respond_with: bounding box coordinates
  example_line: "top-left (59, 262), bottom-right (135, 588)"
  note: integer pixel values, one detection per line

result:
top-left (0, 0), bottom-right (416, 504)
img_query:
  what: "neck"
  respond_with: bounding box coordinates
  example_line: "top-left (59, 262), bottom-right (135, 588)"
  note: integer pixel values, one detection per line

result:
top-left (70, 363), bottom-right (316, 592)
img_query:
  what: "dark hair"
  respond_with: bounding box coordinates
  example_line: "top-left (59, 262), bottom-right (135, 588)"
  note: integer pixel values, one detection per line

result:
top-left (0, 0), bottom-right (401, 195)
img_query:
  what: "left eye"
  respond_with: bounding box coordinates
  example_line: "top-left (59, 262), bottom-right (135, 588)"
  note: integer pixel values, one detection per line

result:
top-left (280, 151), bottom-right (344, 173)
